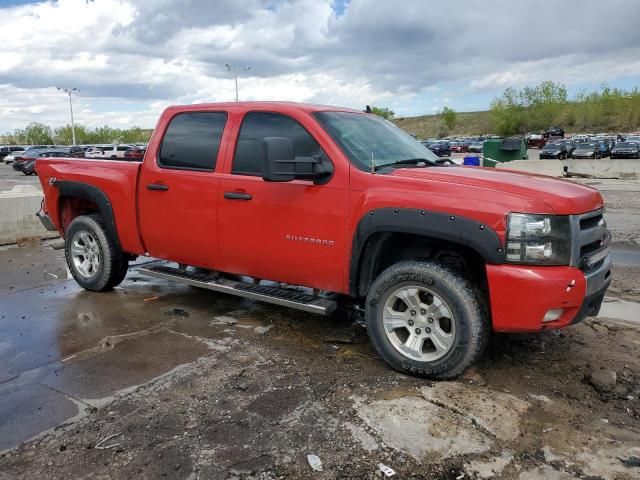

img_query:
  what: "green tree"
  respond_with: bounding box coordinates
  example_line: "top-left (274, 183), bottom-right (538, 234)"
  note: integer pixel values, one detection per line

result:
top-left (371, 106), bottom-right (395, 119)
top-left (441, 106), bottom-right (457, 130)
top-left (14, 122), bottom-right (53, 144)
top-left (490, 87), bottom-right (526, 135)
top-left (54, 124), bottom-right (89, 145)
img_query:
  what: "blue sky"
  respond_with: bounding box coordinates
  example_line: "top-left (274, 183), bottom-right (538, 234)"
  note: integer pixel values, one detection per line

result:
top-left (1, 0), bottom-right (640, 130)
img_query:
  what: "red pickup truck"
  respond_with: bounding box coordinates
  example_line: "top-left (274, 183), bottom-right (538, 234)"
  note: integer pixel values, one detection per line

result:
top-left (36, 102), bottom-right (611, 379)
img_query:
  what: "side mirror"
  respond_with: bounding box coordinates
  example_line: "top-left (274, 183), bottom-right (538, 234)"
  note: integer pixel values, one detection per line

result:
top-left (263, 137), bottom-right (295, 182)
top-left (262, 137), bottom-right (334, 184)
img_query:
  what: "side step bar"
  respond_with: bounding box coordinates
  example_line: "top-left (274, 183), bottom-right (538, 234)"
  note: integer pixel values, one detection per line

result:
top-left (137, 264), bottom-right (337, 316)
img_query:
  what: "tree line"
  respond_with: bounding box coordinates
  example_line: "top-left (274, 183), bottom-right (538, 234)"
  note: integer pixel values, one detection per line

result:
top-left (490, 81), bottom-right (640, 136)
top-left (1, 123), bottom-right (152, 145)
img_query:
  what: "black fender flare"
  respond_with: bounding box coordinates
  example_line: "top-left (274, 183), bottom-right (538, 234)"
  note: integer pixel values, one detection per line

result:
top-left (349, 208), bottom-right (505, 296)
top-left (53, 180), bottom-right (121, 249)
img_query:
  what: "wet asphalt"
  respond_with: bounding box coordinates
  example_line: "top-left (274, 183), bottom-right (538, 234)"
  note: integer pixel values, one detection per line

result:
top-left (0, 245), bottom-right (283, 452)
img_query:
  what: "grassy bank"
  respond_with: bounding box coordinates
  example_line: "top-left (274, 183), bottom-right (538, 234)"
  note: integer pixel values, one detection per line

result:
top-left (393, 111), bottom-right (493, 139)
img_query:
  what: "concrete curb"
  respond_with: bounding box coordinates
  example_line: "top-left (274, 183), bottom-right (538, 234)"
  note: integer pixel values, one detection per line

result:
top-left (495, 159), bottom-right (564, 177)
top-left (562, 158), bottom-right (639, 179)
top-left (0, 185), bottom-right (59, 245)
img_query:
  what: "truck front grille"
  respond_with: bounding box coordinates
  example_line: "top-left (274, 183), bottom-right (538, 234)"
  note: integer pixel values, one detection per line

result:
top-left (571, 209), bottom-right (609, 272)
top-left (579, 212), bottom-right (603, 230)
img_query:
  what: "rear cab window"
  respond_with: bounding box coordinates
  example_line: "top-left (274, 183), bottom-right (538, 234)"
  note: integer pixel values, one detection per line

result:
top-left (159, 112), bottom-right (228, 171)
top-left (231, 112), bottom-right (323, 176)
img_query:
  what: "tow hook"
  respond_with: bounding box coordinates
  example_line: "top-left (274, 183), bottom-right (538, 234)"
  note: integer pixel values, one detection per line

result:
top-left (566, 279), bottom-right (576, 292)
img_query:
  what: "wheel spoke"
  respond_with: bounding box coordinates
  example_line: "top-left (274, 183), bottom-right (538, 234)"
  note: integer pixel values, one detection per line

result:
top-left (431, 324), bottom-right (454, 353)
top-left (403, 333), bottom-right (423, 357)
top-left (79, 231), bottom-right (90, 245)
top-left (395, 288), bottom-right (421, 310)
top-left (383, 306), bottom-right (410, 331)
top-left (71, 241), bottom-right (84, 256)
top-left (80, 259), bottom-right (91, 276)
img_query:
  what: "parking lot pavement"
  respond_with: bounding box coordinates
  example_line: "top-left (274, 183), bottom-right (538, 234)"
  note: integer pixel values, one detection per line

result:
top-left (0, 163), bottom-right (42, 192)
top-left (1, 245), bottom-right (639, 479)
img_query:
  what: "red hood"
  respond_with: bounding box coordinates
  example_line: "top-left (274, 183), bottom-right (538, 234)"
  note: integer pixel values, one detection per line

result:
top-left (391, 166), bottom-right (603, 214)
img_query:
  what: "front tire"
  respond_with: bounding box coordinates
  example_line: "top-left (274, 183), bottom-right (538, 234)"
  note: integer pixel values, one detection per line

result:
top-left (64, 214), bottom-right (128, 291)
top-left (365, 261), bottom-right (489, 379)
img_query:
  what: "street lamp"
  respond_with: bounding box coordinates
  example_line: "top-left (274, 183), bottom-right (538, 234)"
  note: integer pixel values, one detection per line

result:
top-left (224, 64), bottom-right (251, 102)
top-left (56, 87), bottom-right (78, 145)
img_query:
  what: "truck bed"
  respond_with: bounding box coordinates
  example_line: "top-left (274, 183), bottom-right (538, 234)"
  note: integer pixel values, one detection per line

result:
top-left (37, 158), bottom-right (145, 254)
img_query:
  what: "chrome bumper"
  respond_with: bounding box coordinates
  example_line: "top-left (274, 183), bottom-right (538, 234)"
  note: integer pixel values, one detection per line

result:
top-left (36, 212), bottom-right (58, 232)
top-left (584, 253), bottom-right (612, 297)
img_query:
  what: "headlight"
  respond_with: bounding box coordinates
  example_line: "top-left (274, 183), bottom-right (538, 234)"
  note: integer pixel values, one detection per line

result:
top-left (505, 213), bottom-right (571, 265)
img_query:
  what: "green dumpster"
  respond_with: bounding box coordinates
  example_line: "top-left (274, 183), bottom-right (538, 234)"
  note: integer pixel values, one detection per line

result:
top-left (482, 137), bottom-right (528, 163)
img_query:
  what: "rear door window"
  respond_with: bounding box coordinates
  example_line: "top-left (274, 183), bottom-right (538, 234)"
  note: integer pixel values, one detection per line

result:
top-left (159, 112), bottom-right (228, 171)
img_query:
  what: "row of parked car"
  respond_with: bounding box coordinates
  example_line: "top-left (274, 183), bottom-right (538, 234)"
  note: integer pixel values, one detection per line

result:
top-left (0, 144), bottom-right (147, 175)
top-left (419, 137), bottom-right (497, 157)
top-left (539, 134), bottom-right (640, 160)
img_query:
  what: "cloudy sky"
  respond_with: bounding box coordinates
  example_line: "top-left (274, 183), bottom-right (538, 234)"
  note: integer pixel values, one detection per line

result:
top-left (2, 0), bottom-right (640, 132)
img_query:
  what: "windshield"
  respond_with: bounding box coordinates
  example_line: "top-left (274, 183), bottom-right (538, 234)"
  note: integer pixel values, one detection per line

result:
top-left (543, 144), bottom-right (561, 150)
top-left (577, 143), bottom-right (594, 149)
top-left (616, 142), bottom-right (637, 148)
top-left (313, 111), bottom-right (439, 171)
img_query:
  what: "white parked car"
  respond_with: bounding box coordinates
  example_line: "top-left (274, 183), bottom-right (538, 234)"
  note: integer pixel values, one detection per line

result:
top-left (84, 145), bottom-right (132, 159)
top-left (4, 150), bottom-right (25, 164)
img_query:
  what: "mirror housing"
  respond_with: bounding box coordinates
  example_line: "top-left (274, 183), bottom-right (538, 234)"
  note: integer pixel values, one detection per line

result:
top-left (262, 137), bottom-right (333, 184)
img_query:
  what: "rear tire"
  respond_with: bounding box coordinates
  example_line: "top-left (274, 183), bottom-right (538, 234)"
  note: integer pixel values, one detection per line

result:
top-left (365, 261), bottom-right (489, 379)
top-left (64, 214), bottom-right (128, 291)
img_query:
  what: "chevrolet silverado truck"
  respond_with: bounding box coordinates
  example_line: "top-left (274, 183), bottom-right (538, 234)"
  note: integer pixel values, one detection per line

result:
top-left (36, 102), bottom-right (612, 379)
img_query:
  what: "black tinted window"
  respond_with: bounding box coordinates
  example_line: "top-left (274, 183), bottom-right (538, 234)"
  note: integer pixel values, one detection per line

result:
top-left (159, 112), bottom-right (227, 171)
top-left (232, 112), bottom-right (321, 175)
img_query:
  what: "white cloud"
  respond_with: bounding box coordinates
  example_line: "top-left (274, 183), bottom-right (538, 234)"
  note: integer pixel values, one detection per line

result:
top-left (1, 0), bottom-right (640, 131)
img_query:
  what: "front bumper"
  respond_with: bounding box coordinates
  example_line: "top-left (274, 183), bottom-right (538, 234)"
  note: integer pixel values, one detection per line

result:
top-left (487, 253), bottom-right (611, 332)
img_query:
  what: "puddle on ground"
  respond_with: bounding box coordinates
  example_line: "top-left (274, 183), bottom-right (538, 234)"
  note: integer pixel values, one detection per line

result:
top-left (599, 297), bottom-right (640, 324)
top-left (611, 246), bottom-right (640, 267)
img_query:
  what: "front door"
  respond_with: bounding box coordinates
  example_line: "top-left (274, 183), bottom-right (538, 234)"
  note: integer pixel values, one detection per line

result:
top-left (217, 111), bottom-right (349, 293)
top-left (138, 110), bottom-right (229, 268)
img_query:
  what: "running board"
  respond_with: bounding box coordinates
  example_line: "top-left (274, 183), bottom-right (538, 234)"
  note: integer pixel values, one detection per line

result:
top-left (137, 264), bottom-right (337, 316)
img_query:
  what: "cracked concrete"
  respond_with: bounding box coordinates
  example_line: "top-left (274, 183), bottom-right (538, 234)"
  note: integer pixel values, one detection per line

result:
top-left (356, 395), bottom-right (493, 461)
top-left (420, 382), bottom-right (530, 441)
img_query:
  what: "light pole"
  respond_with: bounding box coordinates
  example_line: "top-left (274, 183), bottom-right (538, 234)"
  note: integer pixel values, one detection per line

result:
top-left (56, 87), bottom-right (78, 145)
top-left (225, 64), bottom-right (251, 101)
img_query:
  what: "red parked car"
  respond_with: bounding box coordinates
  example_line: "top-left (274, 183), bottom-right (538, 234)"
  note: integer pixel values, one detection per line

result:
top-left (124, 146), bottom-right (146, 160)
top-left (36, 102), bottom-right (611, 379)
top-left (450, 141), bottom-right (464, 153)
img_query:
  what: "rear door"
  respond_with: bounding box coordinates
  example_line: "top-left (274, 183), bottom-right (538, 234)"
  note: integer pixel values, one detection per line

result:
top-left (138, 110), bottom-right (229, 268)
top-left (217, 111), bottom-right (349, 292)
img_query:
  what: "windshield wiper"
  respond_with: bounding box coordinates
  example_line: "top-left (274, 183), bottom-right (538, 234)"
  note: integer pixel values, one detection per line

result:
top-left (373, 158), bottom-right (436, 171)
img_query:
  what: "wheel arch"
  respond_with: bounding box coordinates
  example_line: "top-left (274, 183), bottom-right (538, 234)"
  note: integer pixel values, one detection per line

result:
top-left (54, 180), bottom-right (121, 249)
top-left (349, 208), bottom-right (505, 297)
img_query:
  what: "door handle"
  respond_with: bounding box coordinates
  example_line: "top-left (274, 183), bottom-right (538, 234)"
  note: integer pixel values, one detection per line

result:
top-left (147, 183), bottom-right (169, 191)
top-left (224, 191), bottom-right (252, 200)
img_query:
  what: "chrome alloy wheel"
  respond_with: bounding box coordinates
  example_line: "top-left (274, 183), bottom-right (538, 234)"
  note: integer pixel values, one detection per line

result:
top-left (70, 230), bottom-right (102, 278)
top-left (382, 285), bottom-right (456, 362)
